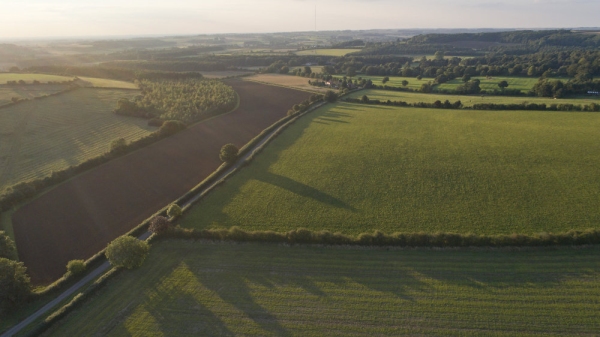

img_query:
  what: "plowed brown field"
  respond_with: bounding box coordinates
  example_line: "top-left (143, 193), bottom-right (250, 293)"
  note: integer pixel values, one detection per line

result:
top-left (12, 80), bottom-right (311, 284)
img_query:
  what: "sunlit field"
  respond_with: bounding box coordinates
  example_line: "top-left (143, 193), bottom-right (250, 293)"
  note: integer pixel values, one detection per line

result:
top-left (181, 102), bottom-right (600, 235)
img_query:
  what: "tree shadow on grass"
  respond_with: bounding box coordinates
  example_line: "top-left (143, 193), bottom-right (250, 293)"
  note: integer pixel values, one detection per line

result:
top-left (256, 172), bottom-right (356, 211)
top-left (195, 271), bottom-right (292, 337)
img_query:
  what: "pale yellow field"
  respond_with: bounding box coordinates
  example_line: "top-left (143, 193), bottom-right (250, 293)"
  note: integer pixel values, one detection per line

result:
top-left (244, 74), bottom-right (329, 93)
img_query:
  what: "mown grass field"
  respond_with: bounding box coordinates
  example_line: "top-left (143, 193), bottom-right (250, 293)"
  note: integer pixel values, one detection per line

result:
top-left (436, 76), bottom-right (543, 93)
top-left (75, 76), bottom-right (138, 89)
top-left (334, 75), bottom-right (425, 90)
top-left (296, 49), bottom-right (361, 56)
top-left (348, 89), bottom-right (600, 107)
top-left (42, 241), bottom-right (600, 336)
top-left (0, 88), bottom-right (154, 191)
top-left (0, 85), bottom-right (68, 106)
top-left (181, 102), bottom-right (600, 235)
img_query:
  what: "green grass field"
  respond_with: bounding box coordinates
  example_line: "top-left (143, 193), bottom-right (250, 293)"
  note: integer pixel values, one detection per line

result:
top-left (41, 241), bottom-right (600, 336)
top-left (335, 75), bottom-right (425, 90)
top-left (181, 103), bottom-right (600, 235)
top-left (436, 76), bottom-right (543, 93)
top-left (0, 85), bottom-right (68, 106)
top-left (296, 49), bottom-right (361, 56)
top-left (348, 89), bottom-right (600, 107)
top-left (0, 88), bottom-right (155, 191)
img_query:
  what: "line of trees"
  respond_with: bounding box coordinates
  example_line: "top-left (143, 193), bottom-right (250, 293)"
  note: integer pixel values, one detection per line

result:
top-left (344, 96), bottom-right (600, 112)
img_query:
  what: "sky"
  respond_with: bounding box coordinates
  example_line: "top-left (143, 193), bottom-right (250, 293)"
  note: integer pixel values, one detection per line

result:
top-left (1, 0), bottom-right (599, 39)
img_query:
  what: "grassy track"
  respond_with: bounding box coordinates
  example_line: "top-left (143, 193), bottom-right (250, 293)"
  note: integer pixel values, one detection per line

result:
top-left (181, 103), bottom-right (600, 235)
top-left (296, 49), bottom-right (361, 56)
top-left (0, 85), bottom-right (67, 106)
top-left (436, 76), bottom-right (544, 93)
top-left (0, 88), bottom-right (155, 190)
top-left (348, 89), bottom-right (600, 108)
top-left (42, 241), bottom-right (600, 336)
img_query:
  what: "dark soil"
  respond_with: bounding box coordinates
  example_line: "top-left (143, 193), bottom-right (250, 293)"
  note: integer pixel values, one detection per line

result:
top-left (12, 80), bottom-right (311, 284)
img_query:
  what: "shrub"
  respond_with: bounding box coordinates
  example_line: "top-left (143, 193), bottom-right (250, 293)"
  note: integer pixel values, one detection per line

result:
top-left (105, 236), bottom-right (150, 269)
top-left (219, 143), bottom-right (239, 163)
top-left (66, 259), bottom-right (86, 275)
top-left (167, 204), bottom-right (183, 218)
top-left (110, 138), bottom-right (128, 153)
top-left (0, 257), bottom-right (31, 312)
top-left (149, 216), bottom-right (171, 234)
top-left (158, 120), bottom-right (186, 136)
top-left (324, 90), bottom-right (338, 103)
top-left (0, 231), bottom-right (17, 260)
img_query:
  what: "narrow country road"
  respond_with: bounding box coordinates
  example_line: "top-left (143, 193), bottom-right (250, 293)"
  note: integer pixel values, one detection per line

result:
top-left (1, 100), bottom-right (326, 337)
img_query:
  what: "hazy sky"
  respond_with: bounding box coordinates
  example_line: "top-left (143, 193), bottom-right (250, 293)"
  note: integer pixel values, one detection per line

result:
top-left (1, 0), bottom-right (599, 39)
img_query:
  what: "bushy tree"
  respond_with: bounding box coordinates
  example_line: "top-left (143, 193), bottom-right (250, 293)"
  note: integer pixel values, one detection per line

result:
top-left (105, 236), bottom-right (150, 269)
top-left (498, 80), bottom-right (509, 89)
top-left (361, 95), bottom-right (369, 103)
top-left (110, 138), bottom-right (127, 153)
top-left (324, 90), bottom-right (338, 103)
top-left (0, 231), bottom-right (17, 260)
top-left (219, 143), bottom-right (239, 163)
top-left (0, 258), bottom-right (31, 311)
top-left (66, 259), bottom-right (86, 275)
top-left (159, 120), bottom-right (186, 137)
top-left (167, 204), bottom-right (183, 218)
top-left (149, 215), bottom-right (171, 234)
top-left (401, 80), bottom-right (409, 87)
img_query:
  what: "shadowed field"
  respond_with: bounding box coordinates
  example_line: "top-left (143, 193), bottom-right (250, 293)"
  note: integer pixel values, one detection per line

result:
top-left (42, 241), bottom-right (600, 336)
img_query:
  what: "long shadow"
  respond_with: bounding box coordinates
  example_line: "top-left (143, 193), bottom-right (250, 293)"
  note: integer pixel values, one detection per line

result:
top-left (317, 117), bottom-right (349, 123)
top-left (256, 171), bottom-right (356, 211)
top-left (195, 271), bottom-right (292, 337)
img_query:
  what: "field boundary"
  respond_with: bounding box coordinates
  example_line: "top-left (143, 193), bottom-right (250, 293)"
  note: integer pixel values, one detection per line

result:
top-left (0, 86), bottom-right (324, 336)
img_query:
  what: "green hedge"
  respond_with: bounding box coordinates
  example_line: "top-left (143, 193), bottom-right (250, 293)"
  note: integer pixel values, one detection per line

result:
top-left (162, 226), bottom-right (600, 248)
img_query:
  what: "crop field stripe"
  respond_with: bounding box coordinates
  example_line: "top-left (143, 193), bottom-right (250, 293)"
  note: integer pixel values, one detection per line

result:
top-left (180, 102), bottom-right (600, 236)
top-left (41, 241), bottom-right (600, 336)
top-left (0, 88), bottom-right (152, 190)
top-left (12, 80), bottom-right (312, 284)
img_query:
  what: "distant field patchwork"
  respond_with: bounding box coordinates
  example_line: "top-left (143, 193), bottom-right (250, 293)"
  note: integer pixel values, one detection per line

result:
top-left (42, 241), bottom-right (600, 336)
top-left (0, 73), bottom-right (138, 89)
top-left (0, 88), bottom-right (154, 190)
top-left (182, 103), bottom-right (600, 235)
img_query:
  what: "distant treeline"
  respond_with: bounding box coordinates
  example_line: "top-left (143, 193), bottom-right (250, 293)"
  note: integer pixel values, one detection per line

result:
top-left (358, 30), bottom-right (600, 56)
top-left (344, 96), bottom-right (600, 112)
